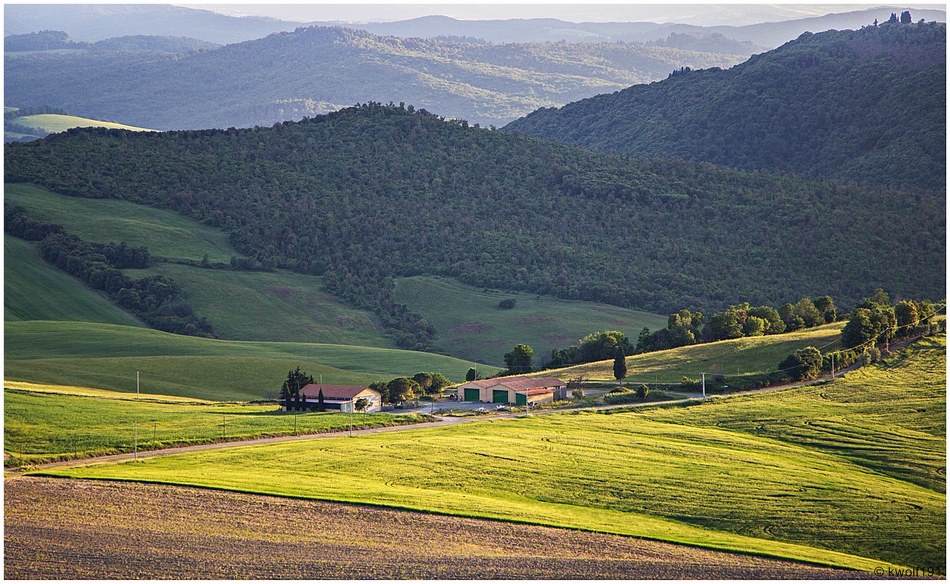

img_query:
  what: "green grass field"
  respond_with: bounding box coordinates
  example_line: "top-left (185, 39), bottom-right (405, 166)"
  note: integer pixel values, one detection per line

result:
top-left (45, 336), bottom-right (946, 573)
top-left (4, 383), bottom-right (432, 466)
top-left (5, 183), bottom-right (236, 263)
top-left (123, 264), bottom-right (394, 347)
top-left (545, 322), bottom-right (846, 384)
top-left (393, 276), bottom-right (668, 366)
top-left (5, 321), bottom-right (500, 401)
top-left (4, 235), bottom-right (142, 326)
top-left (10, 113), bottom-right (153, 133)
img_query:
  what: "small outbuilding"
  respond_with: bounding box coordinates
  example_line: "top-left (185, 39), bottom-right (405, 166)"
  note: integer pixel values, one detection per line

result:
top-left (296, 384), bottom-right (382, 412)
top-left (456, 376), bottom-right (567, 405)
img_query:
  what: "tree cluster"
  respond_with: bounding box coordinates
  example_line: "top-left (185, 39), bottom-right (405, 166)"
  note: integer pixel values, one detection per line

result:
top-left (542, 330), bottom-right (633, 369)
top-left (636, 297), bottom-right (835, 354)
top-left (369, 371), bottom-right (452, 405)
top-left (841, 289), bottom-right (942, 350)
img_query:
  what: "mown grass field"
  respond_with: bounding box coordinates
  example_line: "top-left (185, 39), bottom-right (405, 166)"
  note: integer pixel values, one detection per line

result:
top-left (393, 275), bottom-right (668, 366)
top-left (123, 264), bottom-right (393, 347)
top-left (47, 336), bottom-right (946, 573)
top-left (9, 114), bottom-right (153, 133)
top-left (5, 321), bottom-right (500, 401)
top-left (5, 183), bottom-right (236, 263)
top-left (4, 383), bottom-right (431, 466)
top-left (4, 234), bottom-right (142, 326)
top-left (545, 321), bottom-right (847, 384)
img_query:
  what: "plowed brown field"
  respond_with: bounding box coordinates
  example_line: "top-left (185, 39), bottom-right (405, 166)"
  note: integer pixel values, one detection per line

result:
top-left (5, 476), bottom-right (878, 580)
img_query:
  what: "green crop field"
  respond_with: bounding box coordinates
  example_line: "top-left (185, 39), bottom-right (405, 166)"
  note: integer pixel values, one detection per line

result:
top-left (5, 183), bottom-right (237, 263)
top-left (544, 322), bottom-right (847, 384)
top-left (123, 264), bottom-right (394, 347)
top-left (46, 336), bottom-right (946, 573)
top-left (5, 321), bottom-right (500, 401)
top-left (5, 234), bottom-right (142, 326)
top-left (393, 276), bottom-right (668, 366)
top-left (4, 383), bottom-right (432, 466)
top-left (10, 114), bottom-right (153, 133)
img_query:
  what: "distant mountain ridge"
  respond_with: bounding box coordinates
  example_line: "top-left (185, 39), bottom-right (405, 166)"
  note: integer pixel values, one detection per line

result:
top-left (5, 25), bottom-right (751, 129)
top-left (505, 22), bottom-right (946, 192)
top-left (6, 4), bottom-right (944, 48)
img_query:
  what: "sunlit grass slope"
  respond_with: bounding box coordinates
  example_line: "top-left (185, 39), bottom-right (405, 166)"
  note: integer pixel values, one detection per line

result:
top-left (394, 276), bottom-right (668, 366)
top-left (5, 321), bottom-right (500, 400)
top-left (12, 113), bottom-right (154, 133)
top-left (49, 336), bottom-right (945, 572)
top-left (4, 384), bottom-right (430, 465)
top-left (124, 264), bottom-right (393, 347)
top-left (544, 322), bottom-right (846, 383)
top-left (4, 234), bottom-right (142, 326)
top-left (5, 183), bottom-right (236, 262)
top-left (5, 183), bottom-right (394, 345)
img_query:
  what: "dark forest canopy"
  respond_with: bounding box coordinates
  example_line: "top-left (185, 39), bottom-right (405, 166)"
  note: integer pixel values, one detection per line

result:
top-left (505, 23), bottom-right (946, 192)
top-left (5, 103), bottom-right (944, 348)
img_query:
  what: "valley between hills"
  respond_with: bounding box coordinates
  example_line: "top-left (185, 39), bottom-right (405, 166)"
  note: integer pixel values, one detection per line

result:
top-left (4, 7), bottom-right (945, 580)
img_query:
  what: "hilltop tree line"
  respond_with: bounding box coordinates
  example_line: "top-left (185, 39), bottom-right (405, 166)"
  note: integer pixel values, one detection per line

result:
top-left (4, 204), bottom-right (214, 337)
top-left (4, 30), bottom-right (217, 54)
top-left (506, 23), bottom-right (946, 193)
top-left (5, 104), bottom-right (944, 350)
top-left (505, 295), bottom-right (841, 372)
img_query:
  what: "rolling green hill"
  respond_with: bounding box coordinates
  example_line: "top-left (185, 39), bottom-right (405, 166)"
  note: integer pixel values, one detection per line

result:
top-left (4, 25), bottom-right (751, 129)
top-left (6, 104), bottom-right (944, 353)
top-left (124, 264), bottom-right (393, 347)
top-left (4, 234), bottom-right (142, 326)
top-left (393, 276), bottom-right (667, 366)
top-left (505, 23), bottom-right (946, 192)
top-left (4, 320), bottom-right (499, 401)
top-left (5, 184), bottom-right (233, 262)
top-left (11, 114), bottom-right (153, 134)
top-left (45, 335), bottom-right (946, 572)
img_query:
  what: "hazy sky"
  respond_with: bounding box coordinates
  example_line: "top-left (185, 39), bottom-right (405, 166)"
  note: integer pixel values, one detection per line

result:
top-left (177, 3), bottom-right (907, 26)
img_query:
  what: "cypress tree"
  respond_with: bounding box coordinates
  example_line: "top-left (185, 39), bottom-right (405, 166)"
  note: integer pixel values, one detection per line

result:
top-left (613, 348), bottom-right (627, 388)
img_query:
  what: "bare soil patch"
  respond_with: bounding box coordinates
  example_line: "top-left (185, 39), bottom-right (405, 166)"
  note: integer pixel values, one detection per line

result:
top-left (265, 286), bottom-right (297, 298)
top-left (5, 476), bottom-right (880, 580)
top-left (447, 322), bottom-right (492, 335)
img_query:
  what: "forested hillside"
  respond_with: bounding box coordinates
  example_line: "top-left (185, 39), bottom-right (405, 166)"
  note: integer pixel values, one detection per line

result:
top-left (5, 25), bottom-right (749, 129)
top-left (505, 22), bottom-right (946, 192)
top-left (4, 30), bottom-right (219, 53)
top-left (6, 104), bottom-right (943, 349)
